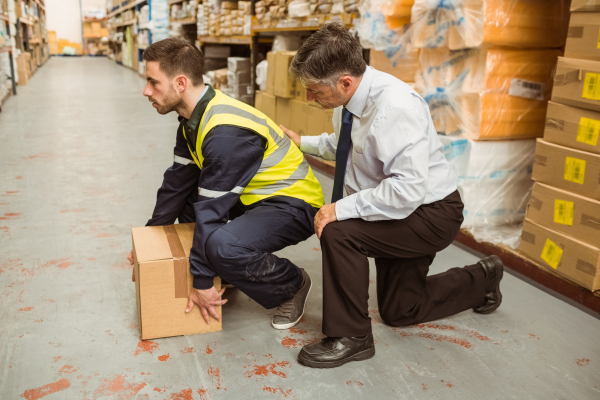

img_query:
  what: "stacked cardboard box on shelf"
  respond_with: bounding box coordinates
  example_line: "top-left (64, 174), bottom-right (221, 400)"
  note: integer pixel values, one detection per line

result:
top-left (519, 1), bottom-right (600, 291)
top-left (222, 57), bottom-right (252, 104)
top-left (255, 51), bottom-right (335, 166)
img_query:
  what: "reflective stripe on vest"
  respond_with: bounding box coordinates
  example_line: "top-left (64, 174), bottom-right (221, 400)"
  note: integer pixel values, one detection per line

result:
top-left (182, 90), bottom-right (324, 208)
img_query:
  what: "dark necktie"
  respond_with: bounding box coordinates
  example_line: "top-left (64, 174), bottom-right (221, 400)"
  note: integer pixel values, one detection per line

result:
top-left (331, 107), bottom-right (353, 203)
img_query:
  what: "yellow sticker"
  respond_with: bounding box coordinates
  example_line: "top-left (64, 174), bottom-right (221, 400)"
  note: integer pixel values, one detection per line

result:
top-left (582, 73), bottom-right (600, 100)
top-left (541, 238), bottom-right (563, 269)
top-left (598, 28), bottom-right (600, 49)
top-left (564, 157), bottom-right (586, 184)
top-left (554, 200), bottom-right (574, 226)
top-left (577, 117), bottom-right (600, 146)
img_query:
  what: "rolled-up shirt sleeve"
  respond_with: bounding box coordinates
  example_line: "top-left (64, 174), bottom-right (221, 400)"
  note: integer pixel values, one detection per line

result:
top-left (335, 105), bottom-right (430, 221)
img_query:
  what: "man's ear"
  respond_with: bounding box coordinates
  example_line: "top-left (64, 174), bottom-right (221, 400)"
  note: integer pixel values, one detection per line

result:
top-left (175, 75), bottom-right (188, 93)
top-left (340, 75), bottom-right (353, 91)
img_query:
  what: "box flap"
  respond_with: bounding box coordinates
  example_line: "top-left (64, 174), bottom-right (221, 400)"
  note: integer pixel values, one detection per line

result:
top-left (132, 223), bottom-right (195, 263)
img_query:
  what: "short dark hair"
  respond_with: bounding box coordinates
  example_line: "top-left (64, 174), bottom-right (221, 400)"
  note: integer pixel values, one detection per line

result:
top-left (142, 38), bottom-right (204, 86)
top-left (289, 22), bottom-right (367, 87)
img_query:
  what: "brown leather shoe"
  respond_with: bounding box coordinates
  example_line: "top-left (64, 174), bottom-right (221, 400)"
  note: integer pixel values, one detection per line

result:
top-left (298, 334), bottom-right (375, 368)
top-left (473, 255), bottom-right (504, 314)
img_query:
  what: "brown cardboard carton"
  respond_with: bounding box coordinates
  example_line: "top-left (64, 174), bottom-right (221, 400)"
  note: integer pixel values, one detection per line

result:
top-left (532, 139), bottom-right (600, 200)
top-left (290, 99), bottom-right (309, 136)
top-left (565, 13), bottom-right (600, 62)
top-left (307, 104), bottom-right (334, 136)
top-left (294, 79), bottom-right (307, 101)
top-left (370, 49), bottom-right (419, 83)
top-left (519, 219), bottom-right (600, 291)
top-left (552, 57), bottom-right (600, 113)
top-left (526, 182), bottom-right (600, 247)
top-left (544, 101), bottom-right (600, 154)
top-left (132, 223), bottom-right (222, 340)
top-left (274, 51), bottom-right (297, 98)
top-left (266, 52), bottom-right (276, 95)
top-left (275, 97), bottom-right (292, 128)
top-left (571, 0), bottom-right (600, 11)
top-left (255, 90), bottom-right (277, 122)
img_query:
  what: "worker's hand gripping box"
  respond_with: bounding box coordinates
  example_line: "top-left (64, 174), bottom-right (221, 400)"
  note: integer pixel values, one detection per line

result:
top-left (132, 223), bottom-right (222, 340)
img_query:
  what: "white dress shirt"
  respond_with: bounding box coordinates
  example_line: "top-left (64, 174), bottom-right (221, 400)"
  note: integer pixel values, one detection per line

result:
top-left (300, 66), bottom-right (458, 221)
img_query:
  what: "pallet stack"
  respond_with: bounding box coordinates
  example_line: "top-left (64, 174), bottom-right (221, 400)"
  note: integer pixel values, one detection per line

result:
top-left (406, 0), bottom-right (571, 246)
top-left (519, 0), bottom-right (600, 292)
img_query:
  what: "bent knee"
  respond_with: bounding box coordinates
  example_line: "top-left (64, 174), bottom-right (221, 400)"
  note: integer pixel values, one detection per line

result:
top-left (205, 228), bottom-right (239, 267)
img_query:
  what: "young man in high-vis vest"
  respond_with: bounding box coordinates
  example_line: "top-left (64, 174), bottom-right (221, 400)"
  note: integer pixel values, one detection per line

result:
top-left (127, 38), bottom-right (324, 330)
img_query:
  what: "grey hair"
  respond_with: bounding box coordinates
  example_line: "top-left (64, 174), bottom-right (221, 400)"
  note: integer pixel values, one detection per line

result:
top-left (289, 22), bottom-right (367, 88)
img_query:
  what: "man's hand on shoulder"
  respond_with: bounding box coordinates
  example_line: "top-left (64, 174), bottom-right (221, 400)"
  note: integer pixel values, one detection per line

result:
top-left (280, 125), bottom-right (301, 148)
top-left (314, 203), bottom-right (338, 239)
top-left (186, 286), bottom-right (228, 324)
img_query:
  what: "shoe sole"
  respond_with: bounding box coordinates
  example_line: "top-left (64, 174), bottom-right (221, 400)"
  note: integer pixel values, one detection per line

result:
top-left (474, 255), bottom-right (504, 314)
top-left (297, 347), bottom-right (376, 369)
top-left (271, 279), bottom-right (312, 330)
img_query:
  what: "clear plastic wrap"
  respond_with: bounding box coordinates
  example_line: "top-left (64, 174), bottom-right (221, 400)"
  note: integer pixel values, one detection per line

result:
top-left (411, 0), bottom-right (571, 50)
top-left (355, 0), bottom-right (413, 54)
top-left (439, 135), bottom-right (536, 249)
top-left (415, 47), bottom-right (561, 140)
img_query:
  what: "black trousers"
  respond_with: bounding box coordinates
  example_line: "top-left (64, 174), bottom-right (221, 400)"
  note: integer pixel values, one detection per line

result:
top-left (179, 195), bottom-right (317, 309)
top-left (320, 190), bottom-right (486, 337)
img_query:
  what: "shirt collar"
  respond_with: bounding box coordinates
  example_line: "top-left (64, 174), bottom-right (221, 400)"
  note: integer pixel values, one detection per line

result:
top-left (344, 66), bottom-right (374, 118)
top-left (184, 84), bottom-right (215, 133)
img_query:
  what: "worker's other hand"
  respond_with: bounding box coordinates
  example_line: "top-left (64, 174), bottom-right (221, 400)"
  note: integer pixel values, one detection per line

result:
top-left (314, 203), bottom-right (337, 240)
top-left (186, 287), bottom-right (228, 324)
top-left (279, 125), bottom-right (301, 148)
top-left (128, 250), bottom-right (135, 282)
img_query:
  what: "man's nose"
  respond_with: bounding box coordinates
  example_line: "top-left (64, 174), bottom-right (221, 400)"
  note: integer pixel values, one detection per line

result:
top-left (306, 91), bottom-right (315, 102)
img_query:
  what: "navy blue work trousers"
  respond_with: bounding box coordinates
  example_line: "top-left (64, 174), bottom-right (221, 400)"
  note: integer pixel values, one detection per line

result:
top-left (179, 195), bottom-right (318, 309)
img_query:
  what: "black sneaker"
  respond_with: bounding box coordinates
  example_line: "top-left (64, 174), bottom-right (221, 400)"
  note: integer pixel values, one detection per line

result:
top-left (473, 255), bottom-right (504, 314)
top-left (298, 334), bottom-right (375, 368)
top-left (271, 269), bottom-right (311, 330)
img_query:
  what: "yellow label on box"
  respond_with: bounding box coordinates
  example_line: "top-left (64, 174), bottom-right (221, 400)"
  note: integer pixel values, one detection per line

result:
top-left (582, 73), bottom-right (600, 100)
top-left (577, 117), bottom-right (600, 146)
top-left (554, 200), bottom-right (574, 226)
top-left (564, 157), bottom-right (586, 184)
top-left (598, 28), bottom-right (600, 49)
top-left (541, 238), bottom-right (563, 269)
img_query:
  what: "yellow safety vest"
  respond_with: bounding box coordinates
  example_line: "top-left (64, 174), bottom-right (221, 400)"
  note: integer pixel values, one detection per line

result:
top-left (182, 90), bottom-right (324, 208)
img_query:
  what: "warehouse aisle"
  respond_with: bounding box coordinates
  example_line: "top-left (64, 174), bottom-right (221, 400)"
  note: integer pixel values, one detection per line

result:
top-left (1, 57), bottom-right (599, 400)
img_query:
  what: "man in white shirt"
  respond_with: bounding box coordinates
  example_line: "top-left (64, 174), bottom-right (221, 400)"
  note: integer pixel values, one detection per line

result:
top-left (280, 23), bottom-right (505, 369)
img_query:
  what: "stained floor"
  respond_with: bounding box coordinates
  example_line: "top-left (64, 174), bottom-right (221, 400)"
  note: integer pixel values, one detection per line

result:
top-left (1, 57), bottom-right (599, 400)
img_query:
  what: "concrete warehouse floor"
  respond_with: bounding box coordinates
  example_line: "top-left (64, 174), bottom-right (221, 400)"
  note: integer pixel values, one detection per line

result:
top-left (1, 57), bottom-right (599, 400)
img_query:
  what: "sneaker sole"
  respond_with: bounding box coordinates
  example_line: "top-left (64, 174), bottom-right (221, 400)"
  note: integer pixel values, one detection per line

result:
top-left (271, 279), bottom-right (312, 330)
top-left (298, 347), bottom-right (376, 369)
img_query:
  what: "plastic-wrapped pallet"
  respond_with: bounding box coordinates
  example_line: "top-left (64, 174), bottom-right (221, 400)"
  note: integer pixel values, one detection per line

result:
top-left (416, 47), bottom-right (561, 140)
top-left (439, 135), bottom-right (536, 248)
top-left (355, 0), bottom-right (413, 52)
top-left (411, 0), bottom-right (571, 50)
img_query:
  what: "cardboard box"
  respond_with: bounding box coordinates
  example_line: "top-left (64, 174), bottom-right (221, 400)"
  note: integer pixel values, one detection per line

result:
top-left (132, 223), bottom-right (222, 340)
top-left (255, 90), bottom-right (277, 122)
top-left (565, 13), bottom-right (600, 62)
top-left (275, 97), bottom-right (292, 128)
top-left (526, 182), bottom-right (600, 247)
top-left (532, 139), bottom-right (600, 200)
top-left (290, 99), bottom-right (309, 136)
top-left (544, 101), bottom-right (600, 154)
top-left (274, 51), bottom-right (297, 98)
top-left (519, 219), bottom-right (600, 291)
top-left (266, 52), bottom-right (276, 95)
top-left (552, 57), bottom-right (600, 113)
top-left (293, 79), bottom-right (307, 101)
top-left (571, 0), bottom-right (600, 12)
top-left (227, 57), bottom-right (250, 72)
top-left (307, 104), bottom-right (334, 136)
top-left (370, 49), bottom-right (419, 83)
top-left (227, 70), bottom-right (251, 85)
top-left (204, 46), bottom-right (231, 59)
